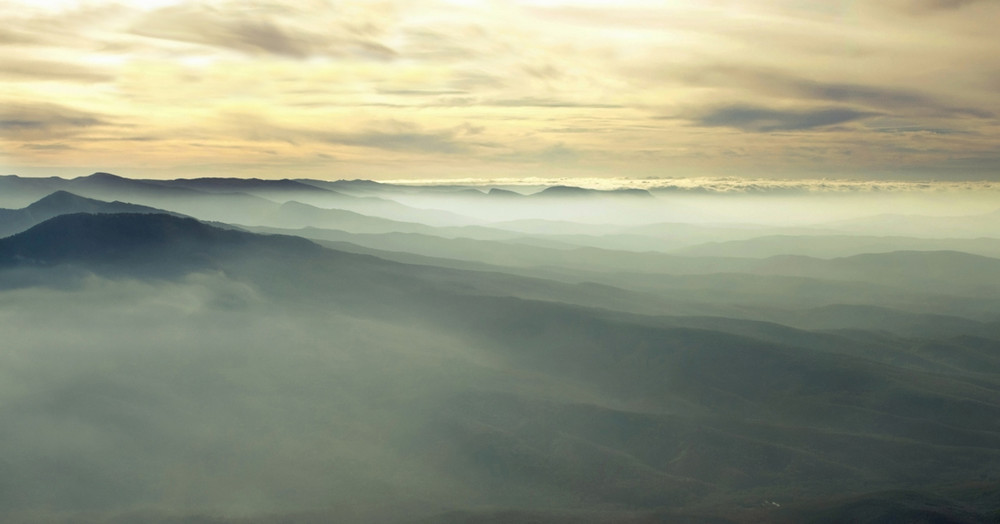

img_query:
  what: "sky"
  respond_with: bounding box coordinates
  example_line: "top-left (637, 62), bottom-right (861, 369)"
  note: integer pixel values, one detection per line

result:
top-left (1, 0), bottom-right (999, 182)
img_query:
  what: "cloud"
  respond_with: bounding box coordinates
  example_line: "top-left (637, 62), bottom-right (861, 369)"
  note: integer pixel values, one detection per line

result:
top-left (788, 80), bottom-right (992, 118)
top-left (0, 26), bottom-right (41, 45)
top-left (677, 65), bottom-right (992, 119)
top-left (493, 143), bottom-right (584, 164)
top-left (0, 57), bottom-right (115, 83)
top-left (521, 4), bottom-right (710, 32)
top-left (228, 114), bottom-right (476, 155)
top-left (131, 6), bottom-right (309, 58)
top-left (399, 27), bottom-right (489, 62)
top-left (362, 175), bottom-right (1000, 193)
top-left (20, 143), bottom-right (76, 151)
top-left (683, 105), bottom-right (877, 132)
top-left (490, 98), bottom-right (624, 109)
top-left (865, 0), bottom-right (1000, 39)
top-left (407, 97), bottom-right (623, 109)
top-left (308, 120), bottom-right (479, 154)
top-left (320, 130), bottom-right (472, 154)
top-left (766, 73), bottom-right (990, 120)
top-left (0, 102), bottom-right (107, 139)
top-left (131, 3), bottom-right (397, 60)
top-left (1, 0), bottom-right (998, 180)
top-left (899, 152), bottom-right (1000, 175)
top-left (377, 89), bottom-right (468, 97)
top-left (890, 0), bottom-right (990, 12)
top-left (0, 2), bottom-right (134, 48)
top-left (449, 70), bottom-right (507, 91)
top-left (215, 19), bottom-right (314, 58)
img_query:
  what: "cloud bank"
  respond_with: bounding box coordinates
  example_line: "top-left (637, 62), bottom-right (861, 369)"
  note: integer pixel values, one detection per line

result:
top-left (1, 0), bottom-right (998, 180)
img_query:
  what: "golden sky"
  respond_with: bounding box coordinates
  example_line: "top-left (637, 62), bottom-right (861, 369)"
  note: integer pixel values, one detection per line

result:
top-left (2, 0), bottom-right (999, 180)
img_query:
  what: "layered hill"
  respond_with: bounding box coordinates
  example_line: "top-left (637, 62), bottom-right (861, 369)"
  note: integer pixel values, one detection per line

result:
top-left (0, 190), bottom-right (177, 238)
top-left (0, 211), bottom-right (998, 523)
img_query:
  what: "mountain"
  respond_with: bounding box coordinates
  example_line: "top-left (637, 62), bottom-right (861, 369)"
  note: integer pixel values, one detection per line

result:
top-left (237, 223), bottom-right (1000, 324)
top-left (271, 200), bottom-right (443, 234)
top-left (0, 191), bottom-right (181, 238)
top-left (162, 177), bottom-right (336, 195)
top-left (487, 188), bottom-right (525, 198)
top-left (536, 185), bottom-right (594, 197)
top-left (294, 179), bottom-right (485, 225)
top-left (776, 489), bottom-right (998, 524)
top-left (0, 212), bottom-right (320, 277)
top-left (751, 250), bottom-right (1000, 297)
top-left (823, 211), bottom-right (1000, 238)
top-left (298, 178), bottom-right (411, 195)
top-left (489, 218), bottom-right (628, 236)
top-left (533, 185), bottom-right (653, 198)
top-left (676, 234), bottom-right (1000, 259)
top-left (65, 172), bottom-right (201, 198)
top-left (262, 201), bottom-right (513, 239)
top-left (0, 174), bottom-right (72, 207)
top-left (155, 177), bottom-right (476, 227)
top-left (1, 180), bottom-right (999, 523)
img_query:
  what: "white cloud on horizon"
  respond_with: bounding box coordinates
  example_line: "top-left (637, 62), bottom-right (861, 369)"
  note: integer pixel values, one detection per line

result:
top-left (379, 175), bottom-right (1000, 194)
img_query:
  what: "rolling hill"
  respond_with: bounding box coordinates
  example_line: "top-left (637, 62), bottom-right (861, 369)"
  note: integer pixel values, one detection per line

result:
top-left (1, 211), bottom-right (998, 523)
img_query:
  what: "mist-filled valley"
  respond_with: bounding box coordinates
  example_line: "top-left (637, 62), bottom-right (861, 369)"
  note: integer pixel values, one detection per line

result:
top-left (1, 173), bottom-right (999, 523)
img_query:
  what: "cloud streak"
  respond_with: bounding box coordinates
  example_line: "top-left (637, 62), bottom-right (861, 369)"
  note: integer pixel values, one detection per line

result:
top-left (131, 3), bottom-right (397, 60)
top-left (682, 105), bottom-right (877, 132)
top-left (227, 114), bottom-right (479, 155)
top-left (0, 103), bottom-right (107, 139)
top-left (678, 65), bottom-right (993, 119)
top-left (890, 0), bottom-right (991, 13)
top-left (0, 58), bottom-right (115, 84)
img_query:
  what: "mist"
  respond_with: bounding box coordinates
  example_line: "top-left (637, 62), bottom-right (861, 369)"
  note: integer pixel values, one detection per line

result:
top-left (1, 174), bottom-right (999, 523)
top-left (0, 271), bottom-right (585, 522)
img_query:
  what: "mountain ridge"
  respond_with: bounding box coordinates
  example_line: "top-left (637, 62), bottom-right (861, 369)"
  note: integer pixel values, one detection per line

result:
top-left (0, 190), bottom-right (182, 239)
top-left (0, 212), bottom-right (321, 275)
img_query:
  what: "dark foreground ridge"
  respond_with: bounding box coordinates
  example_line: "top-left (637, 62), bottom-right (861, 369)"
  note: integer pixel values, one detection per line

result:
top-left (0, 212), bottom-right (320, 273)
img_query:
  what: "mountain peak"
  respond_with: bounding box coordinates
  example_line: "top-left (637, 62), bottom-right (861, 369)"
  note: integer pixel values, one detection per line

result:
top-left (168, 177), bottom-right (333, 193)
top-left (536, 185), bottom-right (593, 197)
top-left (0, 213), bottom-right (320, 273)
top-left (610, 188), bottom-right (653, 198)
top-left (25, 190), bottom-right (102, 211)
top-left (487, 188), bottom-right (524, 198)
top-left (533, 185), bottom-right (652, 198)
top-left (83, 172), bottom-right (125, 181)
